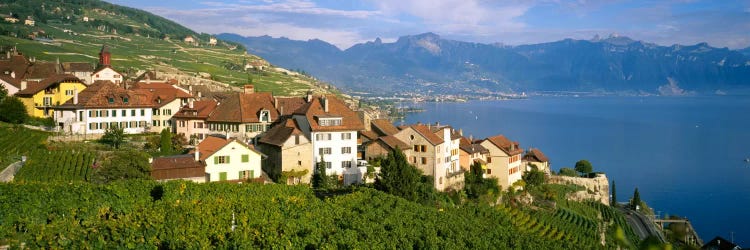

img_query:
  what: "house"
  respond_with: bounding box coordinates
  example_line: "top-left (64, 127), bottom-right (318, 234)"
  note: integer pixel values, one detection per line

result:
top-left (24, 17), bottom-right (34, 26)
top-left (0, 53), bottom-right (30, 80)
top-left (209, 37), bottom-right (217, 46)
top-left (459, 136), bottom-right (489, 171)
top-left (24, 61), bottom-right (63, 82)
top-left (363, 135), bottom-right (410, 162)
top-left (195, 135), bottom-right (264, 182)
top-left (480, 135), bottom-right (524, 190)
top-left (257, 118), bottom-right (313, 185)
top-left (184, 35), bottom-right (196, 45)
top-left (130, 80), bottom-right (193, 133)
top-left (205, 85), bottom-right (279, 141)
top-left (62, 62), bottom-right (94, 85)
top-left (150, 154), bottom-right (206, 182)
top-left (2, 14), bottom-right (19, 23)
top-left (173, 99), bottom-right (218, 144)
top-left (91, 45), bottom-right (123, 84)
top-left (522, 148), bottom-right (550, 174)
top-left (701, 236), bottom-right (742, 250)
top-left (359, 118), bottom-right (404, 160)
top-left (292, 94), bottom-right (364, 178)
top-left (393, 123), bottom-right (463, 191)
top-left (82, 16), bottom-right (89, 22)
top-left (53, 81), bottom-right (154, 134)
top-left (0, 75), bottom-right (20, 96)
top-left (15, 74), bottom-right (86, 118)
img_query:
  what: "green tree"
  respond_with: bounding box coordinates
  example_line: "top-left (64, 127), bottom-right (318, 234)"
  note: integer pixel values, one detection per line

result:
top-left (172, 133), bottom-right (188, 153)
top-left (92, 150), bottom-right (152, 184)
top-left (159, 128), bottom-right (173, 154)
top-left (632, 188), bottom-right (641, 210)
top-left (0, 84), bottom-right (7, 102)
top-left (375, 149), bottom-right (422, 201)
top-left (574, 159), bottom-right (593, 176)
top-left (311, 160), bottom-right (328, 189)
top-left (100, 126), bottom-right (125, 149)
top-left (464, 162), bottom-right (499, 202)
top-left (522, 167), bottom-right (547, 188)
top-left (611, 180), bottom-right (617, 206)
top-left (559, 167), bottom-right (577, 177)
top-left (0, 96), bottom-right (28, 124)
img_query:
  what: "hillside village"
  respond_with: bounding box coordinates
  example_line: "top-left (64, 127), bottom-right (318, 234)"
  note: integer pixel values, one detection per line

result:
top-left (0, 44), bottom-right (567, 194)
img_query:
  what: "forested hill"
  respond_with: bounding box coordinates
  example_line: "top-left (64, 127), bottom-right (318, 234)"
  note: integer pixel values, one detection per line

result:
top-left (221, 33), bottom-right (750, 96)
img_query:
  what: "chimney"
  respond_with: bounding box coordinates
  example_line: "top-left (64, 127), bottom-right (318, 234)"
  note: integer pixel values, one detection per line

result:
top-left (188, 85), bottom-right (193, 92)
top-left (323, 96), bottom-right (329, 112)
top-left (458, 128), bottom-right (463, 136)
top-left (244, 85), bottom-right (254, 94)
top-left (20, 81), bottom-right (26, 90)
top-left (197, 91), bottom-right (202, 98)
top-left (194, 146), bottom-right (200, 162)
top-left (280, 106), bottom-right (284, 116)
top-left (73, 87), bottom-right (78, 105)
top-left (273, 97), bottom-right (278, 108)
top-left (148, 157), bottom-right (153, 164)
top-left (435, 121), bottom-right (440, 127)
top-left (306, 90), bottom-right (313, 102)
top-left (188, 100), bottom-right (194, 109)
top-left (145, 74), bottom-right (151, 85)
top-left (469, 135), bottom-right (473, 142)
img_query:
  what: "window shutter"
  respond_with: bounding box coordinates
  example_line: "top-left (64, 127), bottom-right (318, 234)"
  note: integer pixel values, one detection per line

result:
top-left (214, 156), bottom-right (218, 165)
top-left (250, 170), bottom-right (255, 178)
top-left (226, 156), bottom-right (230, 164)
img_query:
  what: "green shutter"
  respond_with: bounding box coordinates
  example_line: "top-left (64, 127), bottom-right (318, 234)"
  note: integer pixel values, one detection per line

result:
top-left (242, 154), bottom-right (249, 163)
top-left (250, 170), bottom-right (255, 179)
top-left (226, 156), bottom-right (230, 164)
top-left (214, 156), bottom-right (218, 165)
top-left (219, 172), bottom-right (227, 181)
top-left (239, 171), bottom-right (244, 179)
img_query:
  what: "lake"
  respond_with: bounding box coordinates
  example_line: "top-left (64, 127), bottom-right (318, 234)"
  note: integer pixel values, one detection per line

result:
top-left (403, 96), bottom-right (750, 246)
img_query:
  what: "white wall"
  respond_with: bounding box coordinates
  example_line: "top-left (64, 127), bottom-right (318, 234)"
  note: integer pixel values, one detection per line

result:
top-left (92, 68), bottom-right (122, 84)
top-left (204, 140), bottom-right (263, 182)
top-left (56, 107), bottom-right (153, 134)
top-left (311, 131), bottom-right (358, 176)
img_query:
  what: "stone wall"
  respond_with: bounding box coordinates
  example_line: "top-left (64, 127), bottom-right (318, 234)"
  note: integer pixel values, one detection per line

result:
top-left (548, 173), bottom-right (610, 205)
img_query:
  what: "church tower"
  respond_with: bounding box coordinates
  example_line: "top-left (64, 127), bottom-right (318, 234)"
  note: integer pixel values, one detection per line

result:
top-left (98, 45), bottom-right (111, 67)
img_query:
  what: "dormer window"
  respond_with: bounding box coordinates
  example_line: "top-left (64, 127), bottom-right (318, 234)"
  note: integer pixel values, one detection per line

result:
top-left (108, 97), bottom-right (114, 104)
top-left (259, 110), bottom-right (270, 122)
top-left (123, 97), bottom-right (129, 103)
top-left (317, 117), bottom-right (342, 126)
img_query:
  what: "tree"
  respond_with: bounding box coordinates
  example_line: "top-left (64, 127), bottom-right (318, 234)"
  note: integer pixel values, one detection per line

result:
top-left (523, 167), bottom-right (547, 188)
top-left (464, 161), bottom-right (500, 201)
top-left (92, 150), bottom-right (152, 184)
top-left (311, 160), bottom-right (328, 189)
top-left (100, 126), bottom-right (125, 149)
top-left (558, 167), bottom-right (577, 177)
top-left (631, 188), bottom-right (641, 210)
top-left (0, 84), bottom-right (7, 102)
top-left (611, 180), bottom-right (617, 206)
top-left (574, 159), bottom-right (593, 176)
top-left (375, 149), bottom-right (422, 201)
top-left (159, 128), bottom-right (173, 154)
top-left (0, 96), bottom-right (28, 124)
top-left (172, 133), bottom-right (188, 153)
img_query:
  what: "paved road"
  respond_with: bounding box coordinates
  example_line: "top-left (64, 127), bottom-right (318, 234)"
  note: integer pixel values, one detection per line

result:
top-left (618, 206), bottom-right (665, 242)
top-left (0, 161), bottom-right (23, 182)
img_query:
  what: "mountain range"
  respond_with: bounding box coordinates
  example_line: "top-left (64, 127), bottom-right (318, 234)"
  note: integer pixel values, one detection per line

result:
top-left (219, 33), bottom-right (750, 96)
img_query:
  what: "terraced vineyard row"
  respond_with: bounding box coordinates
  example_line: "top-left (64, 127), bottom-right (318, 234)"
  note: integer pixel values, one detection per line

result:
top-left (0, 125), bottom-right (49, 167)
top-left (15, 149), bottom-right (96, 182)
top-left (497, 205), bottom-right (600, 247)
top-left (588, 201), bottom-right (640, 245)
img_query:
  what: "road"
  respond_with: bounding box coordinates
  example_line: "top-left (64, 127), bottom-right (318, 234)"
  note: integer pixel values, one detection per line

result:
top-left (0, 161), bottom-right (23, 182)
top-left (617, 206), bottom-right (666, 242)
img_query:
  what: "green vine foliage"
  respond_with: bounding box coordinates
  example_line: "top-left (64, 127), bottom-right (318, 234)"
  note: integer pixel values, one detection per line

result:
top-left (0, 181), bottom-right (595, 249)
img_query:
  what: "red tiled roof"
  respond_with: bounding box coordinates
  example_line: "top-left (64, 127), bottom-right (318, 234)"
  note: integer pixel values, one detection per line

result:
top-left (207, 92), bottom-right (279, 123)
top-left (0, 55), bottom-right (30, 80)
top-left (275, 97), bottom-right (306, 116)
top-left (57, 80), bottom-right (155, 108)
top-left (173, 100), bottom-right (218, 119)
top-left (293, 95), bottom-right (364, 132)
top-left (523, 148), bottom-right (549, 163)
top-left (379, 135), bottom-right (408, 150)
top-left (194, 135), bottom-right (262, 160)
top-left (62, 62), bottom-right (93, 72)
top-left (485, 135), bottom-right (523, 155)
top-left (131, 82), bottom-right (193, 108)
top-left (151, 154), bottom-right (205, 180)
top-left (359, 130), bottom-right (379, 141)
top-left (371, 119), bottom-right (400, 136)
top-left (460, 137), bottom-right (489, 154)
top-left (258, 118), bottom-right (306, 147)
top-left (0, 75), bottom-right (20, 89)
top-left (410, 124), bottom-right (444, 146)
top-left (15, 74), bottom-right (82, 96)
top-left (25, 62), bottom-right (62, 80)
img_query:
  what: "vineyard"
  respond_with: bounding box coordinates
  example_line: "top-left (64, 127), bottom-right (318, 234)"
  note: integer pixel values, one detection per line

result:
top-left (14, 149), bottom-right (96, 182)
top-left (0, 181), bottom-right (597, 249)
top-left (0, 125), bottom-right (49, 167)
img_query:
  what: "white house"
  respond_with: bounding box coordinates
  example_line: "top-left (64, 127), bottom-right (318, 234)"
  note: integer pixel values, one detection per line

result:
top-left (130, 81), bottom-right (193, 133)
top-left (196, 135), bottom-right (264, 182)
top-left (293, 94), bottom-right (364, 177)
top-left (209, 37), bottom-right (217, 46)
top-left (54, 81), bottom-right (155, 134)
top-left (91, 45), bottom-right (123, 85)
top-left (0, 76), bottom-right (20, 96)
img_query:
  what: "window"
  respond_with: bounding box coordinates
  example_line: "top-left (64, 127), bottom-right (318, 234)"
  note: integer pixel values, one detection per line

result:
top-left (108, 97), bottom-right (114, 104)
top-left (487, 157), bottom-right (492, 163)
top-left (121, 110), bottom-right (126, 117)
top-left (342, 161), bottom-right (353, 168)
top-left (241, 154), bottom-right (249, 163)
top-left (420, 145), bottom-right (427, 152)
top-left (413, 145), bottom-right (419, 151)
top-left (179, 121), bottom-right (186, 127)
top-left (78, 111), bottom-right (83, 122)
top-left (322, 161), bottom-right (332, 169)
top-left (65, 89), bottom-right (74, 96)
top-left (239, 170), bottom-right (254, 179)
top-left (319, 147), bottom-right (332, 155)
top-left (341, 147), bottom-right (351, 154)
top-left (123, 97), bottom-right (128, 103)
top-left (421, 157), bottom-right (427, 165)
top-left (219, 172), bottom-right (227, 181)
top-left (259, 110), bottom-right (270, 122)
top-left (43, 97), bottom-right (52, 106)
top-left (111, 109), bottom-right (117, 117)
top-left (141, 109), bottom-right (145, 116)
top-left (341, 132), bottom-right (351, 140)
top-left (295, 135), bottom-right (300, 145)
top-left (439, 177), bottom-right (443, 184)
top-left (131, 110), bottom-right (136, 116)
top-left (298, 160), bottom-right (302, 166)
top-left (486, 169), bottom-right (492, 175)
top-left (411, 156), bottom-right (416, 164)
top-left (214, 156), bottom-right (230, 164)
top-left (153, 109), bottom-right (160, 116)
top-left (319, 117), bottom-right (342, 126)
top-left (315, 133), bottom-right (332, 141)
top-left (89, 110), bottom-right (93, 117)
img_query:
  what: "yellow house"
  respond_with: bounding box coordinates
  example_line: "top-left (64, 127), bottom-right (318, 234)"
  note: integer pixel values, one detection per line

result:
top-left (15, 74), bottom-right (86, 118)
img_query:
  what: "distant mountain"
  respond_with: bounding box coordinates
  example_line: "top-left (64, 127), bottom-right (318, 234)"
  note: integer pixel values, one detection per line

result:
top-left (220, 33), bottom-right (750, 95)
top-left (739, 47), bottom-right (750, 57)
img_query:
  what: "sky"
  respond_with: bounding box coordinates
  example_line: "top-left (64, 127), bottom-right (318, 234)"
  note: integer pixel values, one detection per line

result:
top-left (106, 0), bottom-right (750, 50)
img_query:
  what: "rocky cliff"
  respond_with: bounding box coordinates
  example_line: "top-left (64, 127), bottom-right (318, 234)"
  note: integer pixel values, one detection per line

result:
top-left (549, 174), bottom-right (610, 205)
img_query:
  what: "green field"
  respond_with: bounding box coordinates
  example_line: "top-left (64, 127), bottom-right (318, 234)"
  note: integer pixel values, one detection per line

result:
top-left (14, 149), bottom-right (95, 182)
top-left (0, 124), bottom-right (49, 167)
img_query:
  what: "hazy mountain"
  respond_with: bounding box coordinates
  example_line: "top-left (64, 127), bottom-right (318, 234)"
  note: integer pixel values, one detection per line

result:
top-left (220, 33), bottom-right (750, 95)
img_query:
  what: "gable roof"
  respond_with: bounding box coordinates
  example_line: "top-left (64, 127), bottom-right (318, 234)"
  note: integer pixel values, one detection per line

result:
top-left (523, 148), bottom-right (549, 163)
top-left (0, 75), bottom-right (20, 89)
top-left (275, 96), bottom-right (307, 116)
top-left (25, 62), bottom-right (62, 80)
top-left (0, 55), bottom-right (30, 79)
top-left (92, 65), bottom-right (123, 75)
top-left (131, 81), bottom-right (193, 108)
top-left (484, 135), bottom-right (523, 155)
top-left (62, 62), bottom-right (94, 72)
top-left (57, 80), bottom-right (154, 109)
top-left (15, 74), bottom-right (82, 96)
top-left (359, 130), bottom-right (379, 141)
top-left (430, 125), bottom-right (462, 141)
top-left (408, 124), bottom-right (444, 146)
top-left (173, 100), bottom-right (219, 119)
top-left (371, 119), bottom-right (400, 136)
top-left (151, 154), bottom-right (206, 180)
top-left (460, 137), bottom-right (489, 154)
top-left (258, 118), bottom-right (307, 147)
top-left (379, 135), bottom-right (409, 151)
top-left (293, 95), bottom-right (364, 132)
top-left (207, 92), bottom-right (279, 123)
top-left (195, 135), bottom-right (262, 160)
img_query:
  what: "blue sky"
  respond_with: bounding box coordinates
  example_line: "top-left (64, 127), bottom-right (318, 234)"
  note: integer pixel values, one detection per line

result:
top-left (107, 0), bottom-right (750, 49)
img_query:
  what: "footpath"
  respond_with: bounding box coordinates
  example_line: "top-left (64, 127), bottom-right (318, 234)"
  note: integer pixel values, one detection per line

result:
top-left (0, 161), bottom-right (23, 182)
